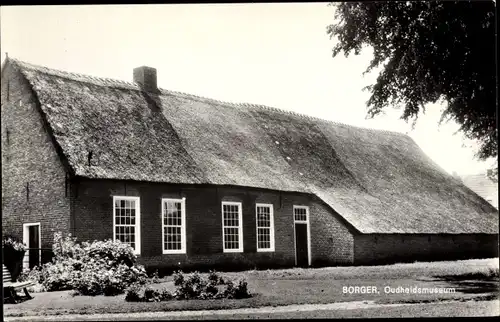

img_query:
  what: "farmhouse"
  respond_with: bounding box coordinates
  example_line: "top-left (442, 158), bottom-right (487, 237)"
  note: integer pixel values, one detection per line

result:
top-left (1, 57), bottom-right (498, 271)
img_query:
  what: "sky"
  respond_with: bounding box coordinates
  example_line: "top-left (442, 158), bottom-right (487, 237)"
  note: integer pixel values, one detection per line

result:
top-left (0, 3), bottom-right (495, 176)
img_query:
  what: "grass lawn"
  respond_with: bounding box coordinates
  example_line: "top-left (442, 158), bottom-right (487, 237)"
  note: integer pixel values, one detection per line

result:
top-left (4, 258), bottom-right (499, 317)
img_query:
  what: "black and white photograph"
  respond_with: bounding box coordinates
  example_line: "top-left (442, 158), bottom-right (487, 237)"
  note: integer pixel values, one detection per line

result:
top-left (1, 2), bottom-right (498, 320)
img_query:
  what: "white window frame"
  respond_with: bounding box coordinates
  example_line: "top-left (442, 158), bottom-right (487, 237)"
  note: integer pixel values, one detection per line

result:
top-left (221, 201), bottom-right (244, 253)
top-left (293, 205), bottom-right (311, 266)
top-left (255, 203), bottom-right (275, 252)
top-left (161, 197), bottom-right (187, 254)
top-left (22, 222), bottom-right (41, 270)
top-left (113, 196), bottom-right (141, 255)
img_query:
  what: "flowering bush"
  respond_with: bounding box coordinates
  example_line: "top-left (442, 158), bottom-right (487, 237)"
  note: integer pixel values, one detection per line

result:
top-left (72, 261), bottom-right (148, 296)
top-left (19, 232), bottom-right (148, 295)
top-left (40, 259), bottom-right (79, 292)
top-left (17, 266), bottom-right (47, 293)
top-left (18, 266), bottom-right (41, 283)
top-left (83, 239), bottom-right (137, 267)
top-left (52, 232), bottom-right (83, 260)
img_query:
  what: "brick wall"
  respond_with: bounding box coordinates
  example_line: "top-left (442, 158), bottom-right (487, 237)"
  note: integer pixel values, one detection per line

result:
top-left (1, 62), bottom-right (71, 248)
top-left (354, 234), bottom-right (499, 265)
top-left (309, 199), bottom-right (356, 266)
top-left (71, 178), bottom-right (356, 271)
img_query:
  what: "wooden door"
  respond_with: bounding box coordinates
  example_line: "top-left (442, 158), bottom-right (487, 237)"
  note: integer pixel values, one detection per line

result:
top-left (295, 223), bottom-right (308, 267)
top-left (28, 225), bottom-right (40, 269)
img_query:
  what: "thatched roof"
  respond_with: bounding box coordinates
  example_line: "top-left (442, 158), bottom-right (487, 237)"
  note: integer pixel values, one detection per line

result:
top-left (3, 58), bottom-right (498, 234)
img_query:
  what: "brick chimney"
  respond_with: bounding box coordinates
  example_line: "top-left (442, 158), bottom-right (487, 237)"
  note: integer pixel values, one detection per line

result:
top-left (133, 66), bottom-right (157, 92)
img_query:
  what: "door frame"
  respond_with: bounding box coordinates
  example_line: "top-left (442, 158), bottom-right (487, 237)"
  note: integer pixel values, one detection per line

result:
top-left (293, 205), bottom-right (311, 266)
top-left (22, 222), bottom-right (41, 269)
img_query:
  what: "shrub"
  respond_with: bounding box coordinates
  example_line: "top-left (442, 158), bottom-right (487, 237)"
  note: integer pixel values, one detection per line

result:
top-left (143, 287), bottom-right (160, 302)
top-left (17, 266), bottom-right (47, 293)
top-left (52, 232), bottom-right (83, 260)
top-left (223, 280), bottom-right (235, 299)
top-left (208, 270), bottom-right (225, 285)
top-left (18, 266), bottom-right (41, 283)
top-left (205, 281), bottom-right (219, 296)
top-left (150, 269), bottom-right (161, 284)
top-left (219, 279), bottom-right (251, 299)
top-left (232, 279), bottom-right (251, 299)
top-left (18, 257), bottom-right (81, 293)
top-left (23, 232), bottom-right (148, 295)
top-left (159, 288), bottom-right (173, 301)
top-left (124, 271), bottom-right (251, 302)
top-left (125, 284), bottom-right (173, 302)
top-left (72, 261), bottom-right (148, 296)
top-left (173, 270), bottom-right (185, 287)
top-left (83, 240), bottom-right (137, 268)
top-left (174, 271), bottom-right (211, 300)
top-left (40, 259), bottom-right (79, 292)
top-left (173, 271), bottom-right (250, 300)
top-left (125, 283), bottom-right (143, 302)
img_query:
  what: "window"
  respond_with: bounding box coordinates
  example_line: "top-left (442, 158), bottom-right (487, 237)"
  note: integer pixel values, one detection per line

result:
top-left (162, 198), bottom-right (186, 254)
top-left (222, 201), bottom-right (243, 252)
top-left (256, 204), bottom-right (274, 252)
top-left (294, 206), bottom-right (308, 222)
top-left (113, 196), bottom-right (141, 254)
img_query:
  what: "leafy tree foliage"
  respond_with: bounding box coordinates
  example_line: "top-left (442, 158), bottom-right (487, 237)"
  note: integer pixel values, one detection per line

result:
top-left (327, 1), bottom-right (496, 167)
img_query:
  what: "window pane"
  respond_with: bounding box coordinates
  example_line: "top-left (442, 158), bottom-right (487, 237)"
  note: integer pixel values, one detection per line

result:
top-left (257, 227), bottom-right (271, 249)
top-left (222, 204), bottom-right (241, 250)
top-left (114, 198), bottom-right (139, 252)
top-left (163, 200), bottom-right (185, 252)
top-left (294, 207), bottom-right (307, 221)
top-left (257, 206), bottom-right (272, 250)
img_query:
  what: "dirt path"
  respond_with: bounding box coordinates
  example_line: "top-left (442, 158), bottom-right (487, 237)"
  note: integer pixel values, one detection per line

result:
top-left (6, 299), bottom-right (499, 321)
